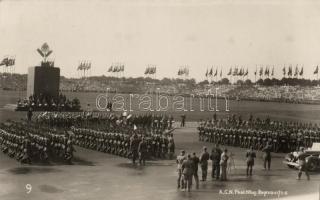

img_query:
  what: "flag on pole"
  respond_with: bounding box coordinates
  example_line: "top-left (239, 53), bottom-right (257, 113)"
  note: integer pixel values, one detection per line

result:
top-left (233, 67), bottom-right (238, 76)
top-left (144, 67), bottom-right (149, 75)
top-left (227, 67), bottom-right (232, 76)
top-left (259, 67), bottom-right (263, 76)
top-left (282, 66), bottom-right (286, 76)
top-left (244, 68), bottom-right (248, 76)
top-left (314, 66), bottom-right (319, 74)
top-left (294, 65), bottom-right (299, 76)
top-left (209, 68), bottom-right (213, 76)
top-left (288, 65), bottom-right (292, 76)
top-left (299, 66), bottom-right (303, 76)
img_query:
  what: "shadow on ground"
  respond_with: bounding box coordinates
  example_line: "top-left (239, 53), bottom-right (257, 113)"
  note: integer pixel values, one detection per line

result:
top-left (8, 166), bottom-right (62, 175)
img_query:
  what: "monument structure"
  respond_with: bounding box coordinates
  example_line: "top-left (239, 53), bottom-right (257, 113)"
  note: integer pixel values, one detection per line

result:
top-left (27, 43), bottom-right (60, 98)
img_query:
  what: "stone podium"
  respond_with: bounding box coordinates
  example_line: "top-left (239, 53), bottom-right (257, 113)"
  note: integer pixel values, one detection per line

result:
top-left (27, 62), bottom-right (60, 98)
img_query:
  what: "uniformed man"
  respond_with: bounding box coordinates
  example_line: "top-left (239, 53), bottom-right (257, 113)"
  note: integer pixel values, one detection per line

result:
top-left (210, 144), bottom-right (222, 180)
top-left (27, 107), bottom-right (33, 122)
top-left (199, 146), bottom-right (210, 181)
top-left (246, 146), bottom-right (256, 176)
top-left (176, 150), bottom-right (186, 189)
top-left (180, 114), bottom-right (186, 127)
top-left (262, 142), bottom-right (272, 170)
top-left (220, 148), bottom-right (229, 181)
top-left (191, 152), bottom-right (199, 189)
top-left (181, 154), bottom-right (194, 192)
top-left (138, 136), bottom-right (147, 165)
top-left (130, 133), bottom-right (140, 164)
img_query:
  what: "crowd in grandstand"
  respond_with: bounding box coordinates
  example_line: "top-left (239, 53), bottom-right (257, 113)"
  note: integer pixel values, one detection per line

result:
top-left (198, 114), bottom-right (320, 153)
top-left (16, 93), bottom-right (81, 111)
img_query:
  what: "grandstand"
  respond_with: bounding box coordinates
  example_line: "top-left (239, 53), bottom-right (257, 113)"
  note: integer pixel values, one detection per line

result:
top-left (1, 73), bottom-right (320, 104)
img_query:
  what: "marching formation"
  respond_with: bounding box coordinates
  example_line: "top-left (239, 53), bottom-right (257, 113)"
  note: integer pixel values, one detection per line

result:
top-left (71, 127), bottom-right (175, 162)
top-left (0, 121), bottom-right (74, 164)
top-left (198, 114), bottom-right (320, 153)
top-left (0, 111), bottom-right (176, 164)
top-left (35, 111), bottom-right (175, 131)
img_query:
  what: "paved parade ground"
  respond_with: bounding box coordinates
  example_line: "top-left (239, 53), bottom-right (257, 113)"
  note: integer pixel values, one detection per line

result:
top-left (0, 126), bottom-right (319, 200)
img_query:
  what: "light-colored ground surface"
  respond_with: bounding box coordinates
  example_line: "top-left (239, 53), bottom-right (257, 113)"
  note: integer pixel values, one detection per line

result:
top-left (0, 127), bottom-right (319, 200)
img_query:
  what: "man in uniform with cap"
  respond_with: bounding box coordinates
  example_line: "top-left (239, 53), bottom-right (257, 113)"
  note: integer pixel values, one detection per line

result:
top-left (130, 133), bottom-right (140, 164)
top-left (262, 142), bottom-right (272, 170)
top-left (181, 154), bottom-right (194, 192)
top-left (200, 146), bottom-right (210, 181)
top-left (210, 144), bottom-right (222, 180)
top-left (191, 152), bottom-right (200, 189)
top-left (138, 136), bottom-right (148, 165)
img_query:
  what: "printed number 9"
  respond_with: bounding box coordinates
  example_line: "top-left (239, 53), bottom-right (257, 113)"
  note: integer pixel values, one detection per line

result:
top-left (26, 184), bottom-right (32, 194)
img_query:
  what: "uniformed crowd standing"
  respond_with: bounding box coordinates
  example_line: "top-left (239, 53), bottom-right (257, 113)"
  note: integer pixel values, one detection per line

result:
top-left (0, 121), bottom-right (74, 164)
top-left (198, 114), bottom-right (320, 153)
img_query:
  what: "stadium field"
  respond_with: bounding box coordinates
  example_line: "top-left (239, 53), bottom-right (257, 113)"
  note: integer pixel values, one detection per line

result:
top-left (1, 90), bottom-right (320, 123)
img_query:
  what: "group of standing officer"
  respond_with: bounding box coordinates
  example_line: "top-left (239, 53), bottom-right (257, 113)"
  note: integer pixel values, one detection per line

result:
top-left (176, 145), bottom-right (230, 192)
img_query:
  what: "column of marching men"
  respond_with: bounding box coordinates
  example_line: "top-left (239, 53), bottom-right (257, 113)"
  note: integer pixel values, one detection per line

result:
top-left (0, 121), bottom-right (74, 164)
top-left (198, 114), bottom-right (320, 153)
top-left (35, 111), bottom-right (176, 161)
top-left (0, 112), bottom-right (176, 164)
top-left (71, 127), bottom-right (175, 160)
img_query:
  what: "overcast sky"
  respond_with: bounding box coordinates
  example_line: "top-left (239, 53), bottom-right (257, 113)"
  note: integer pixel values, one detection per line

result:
top-left (1, 0), bottom-right (320, 81)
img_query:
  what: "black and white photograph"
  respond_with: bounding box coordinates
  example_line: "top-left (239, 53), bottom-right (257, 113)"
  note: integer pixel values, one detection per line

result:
top-left (1, 0), bottom-right (320, 199)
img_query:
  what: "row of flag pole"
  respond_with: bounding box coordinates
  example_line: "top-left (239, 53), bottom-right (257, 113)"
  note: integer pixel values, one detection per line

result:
top-left (0, 56), bottom-right (16, 74)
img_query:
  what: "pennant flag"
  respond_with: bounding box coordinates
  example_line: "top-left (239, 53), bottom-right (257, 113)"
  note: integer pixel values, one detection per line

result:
top-left (227, 67), bottom-right (232, 76)
top-left (259, 67), bottom-right (263, 76)
top-left (288, 65), bottom-right (292, 76)
top-left (314, 66), bottom-right (319, 74)
top-left (244, 68), bottom-right (248, 76)
top-left (299, 66), bottom-right (303, 76)
top-left (282, 66), bottom-right (286, 76)
top-left (239, 68), bottom-right (243, 76)
top-left (144, 67), bottom-right (149, 75)
top-left (233, 67), bottom-right (238, 76)
top-left (108, 66), bottom-right (113, 72)
top-left (264, 67), bottom-right (269, 76)
top-left (0, 57), bottom-right (8, 66)
top-left (209, 68), bottom-right (213, 76)
top-left (294, 65), bottom-right (299, 76)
